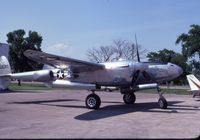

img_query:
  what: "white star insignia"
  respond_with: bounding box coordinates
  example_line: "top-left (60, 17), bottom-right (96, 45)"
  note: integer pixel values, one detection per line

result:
top-left (57, 70), bottom-right (65, 79)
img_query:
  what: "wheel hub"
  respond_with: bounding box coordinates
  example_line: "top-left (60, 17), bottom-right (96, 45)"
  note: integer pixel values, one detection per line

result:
top-left (87, 97), bottom-right (96, 108)
top-left (125, 94), bottom-right (132, 102)
top-left (159, 100), bottom-right (164, 108)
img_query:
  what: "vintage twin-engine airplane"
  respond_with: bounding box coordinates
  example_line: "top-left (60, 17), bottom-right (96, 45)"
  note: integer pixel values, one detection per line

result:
top-left (0, 48), bottom-right (183, 109)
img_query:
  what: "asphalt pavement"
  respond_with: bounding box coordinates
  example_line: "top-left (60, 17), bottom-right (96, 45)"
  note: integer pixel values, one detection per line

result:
top-left (0, 89), bottom-right (200, 139)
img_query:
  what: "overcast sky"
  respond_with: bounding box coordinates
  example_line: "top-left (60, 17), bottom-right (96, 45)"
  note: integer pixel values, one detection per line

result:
top-left (0, 0), bottom-right (200, 61)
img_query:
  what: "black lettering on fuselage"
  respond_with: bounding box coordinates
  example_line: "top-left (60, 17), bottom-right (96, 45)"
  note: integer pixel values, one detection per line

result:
top-left (0, 64), bottom-right (9, 69)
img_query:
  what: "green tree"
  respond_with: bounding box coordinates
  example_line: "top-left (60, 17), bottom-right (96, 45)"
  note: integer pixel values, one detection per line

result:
top-left (147, 49), bottom-right (176, 63)
top-left (176, 24), bottom-right (200, 76)
top-left (7, 29), bottom-right (43, 73)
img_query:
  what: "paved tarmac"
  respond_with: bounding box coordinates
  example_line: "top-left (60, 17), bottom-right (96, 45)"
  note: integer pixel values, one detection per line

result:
top-left (0, 89), bottom-right (200, 139)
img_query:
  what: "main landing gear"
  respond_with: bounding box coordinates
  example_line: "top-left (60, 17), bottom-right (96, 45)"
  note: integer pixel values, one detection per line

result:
top-left (123, 93), bottom-right (136, 104)
top-left (120, 87), bottom-right (168, 109)
top-left (85, 87), bottom-right (168, 110)
top-left (85, 91), bottom-right (101, 109)
top-left (85, 89), bottom-right (136, 109)
top-left (120, 89), bottom-right (136, 105)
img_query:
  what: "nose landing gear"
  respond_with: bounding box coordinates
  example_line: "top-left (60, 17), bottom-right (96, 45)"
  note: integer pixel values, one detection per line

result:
top-left (157, 87), bottom-right (168, 109)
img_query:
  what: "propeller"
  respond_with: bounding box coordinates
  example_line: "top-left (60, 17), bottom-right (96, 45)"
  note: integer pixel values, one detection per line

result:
top-left (131, 63), bottom-right (149, 89)
top-left (135, 34), bottom-right (140, 62)
top-left (130, 35), bottom-right (155, 89)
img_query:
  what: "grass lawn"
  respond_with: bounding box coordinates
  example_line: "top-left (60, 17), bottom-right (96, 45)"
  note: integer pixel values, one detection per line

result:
top-left (8, 82), bottom-right (51, 91)
top-left (8, 82), bottom-right (190, 95)
top-left (137, 88), bottom-right (189, 95)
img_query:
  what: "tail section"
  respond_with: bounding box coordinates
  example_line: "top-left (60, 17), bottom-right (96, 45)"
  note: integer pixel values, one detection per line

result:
top-left (0, 56), bottom-right (11, 90)
top-left (186, 74), bottom-right (200, 91)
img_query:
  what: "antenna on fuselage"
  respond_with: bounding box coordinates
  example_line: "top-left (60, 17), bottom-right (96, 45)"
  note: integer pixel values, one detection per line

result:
top-left (135, 34), bottom-right (140, 62)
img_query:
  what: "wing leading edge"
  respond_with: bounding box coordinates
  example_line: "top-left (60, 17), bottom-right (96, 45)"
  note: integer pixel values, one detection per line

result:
top-left (24, 50), bottom-right (105, 72)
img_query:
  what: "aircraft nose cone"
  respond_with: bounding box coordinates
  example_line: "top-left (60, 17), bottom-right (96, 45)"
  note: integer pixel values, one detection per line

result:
top-left (169, 63), bottom-right (183, 79)
top-left (174, 64), bottom-right (183, 78)
top-left (177, 65), bottom-right (183, 75)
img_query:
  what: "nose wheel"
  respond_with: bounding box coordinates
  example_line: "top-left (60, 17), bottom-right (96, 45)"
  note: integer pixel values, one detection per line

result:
top-left (157, 87), bottom-right (168, 109)
top-left (158, 97), bottom-right (168, 109)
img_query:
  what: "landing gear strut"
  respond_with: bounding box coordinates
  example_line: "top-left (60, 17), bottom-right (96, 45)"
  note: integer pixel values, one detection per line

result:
top-left (157, 87), bottom-right (168, 109)
top-left (85, 91), bottom-right (101, 109)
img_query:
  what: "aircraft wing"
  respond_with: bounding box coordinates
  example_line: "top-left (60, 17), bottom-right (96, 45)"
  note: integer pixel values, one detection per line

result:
top-left (24, 50), bottom-right (105, 72)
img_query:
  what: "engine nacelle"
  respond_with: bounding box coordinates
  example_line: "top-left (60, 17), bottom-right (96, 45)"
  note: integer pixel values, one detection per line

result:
top-left (136, 83), bottom-right (158, 90)
top-left (45, 80), bottom-right (96, 90)
top-left (11, 70), bottom-right (54, 82)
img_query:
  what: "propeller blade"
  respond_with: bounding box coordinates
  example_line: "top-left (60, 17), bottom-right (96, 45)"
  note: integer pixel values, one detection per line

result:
top-left (142, 71), bottom-right (154, 82)
top-left (142, 71), bottom-right (150, 80)
top-left (135, 34), bottom-right (140, 62)
top-left (131, 62), bottom-right (156, 89)
top-left (131, 70), bottom-right (140, 84)
top-left (131, 62), bottom-right (148, 88)
top-left (136, 46), bottom-right (140, 62)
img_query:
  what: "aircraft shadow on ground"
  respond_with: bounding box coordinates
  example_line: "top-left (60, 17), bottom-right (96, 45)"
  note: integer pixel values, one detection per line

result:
top-left (10, 99), bottom-right (122, 108)
top-left (10, 99), bottom-right (86, 109)
top-left (75, 101), bottom-right (200, 121)
top-left (0, 89), bottom-right (43, 94)
top-left (11, 99), bottom-right (81, 104)
top-left (11, 99), bottom-right (200, 120)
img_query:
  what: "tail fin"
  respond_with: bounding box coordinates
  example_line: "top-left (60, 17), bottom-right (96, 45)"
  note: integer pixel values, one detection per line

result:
top-left (0, 56), bottom-right (11, 90)
top-left (0, 56), bottom-right (11, 76)
top-left (186, 74), bottom-right (200, 91)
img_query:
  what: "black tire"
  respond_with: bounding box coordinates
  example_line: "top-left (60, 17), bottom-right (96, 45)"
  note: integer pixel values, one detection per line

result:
top-left (158, 97), bottom-right (168, 109)
top-left (123, 93), bottom-right (136, 104)
top-left (85, 94), bottom-right (101, 109)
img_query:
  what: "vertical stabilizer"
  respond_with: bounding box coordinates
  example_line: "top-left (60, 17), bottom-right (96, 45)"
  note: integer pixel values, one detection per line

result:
top-left (0, 56), bottom-right (11, 90)
top-left (186, 74), bottom-right (200, 91)
top-left (0, 56), bottom-right (11, 75)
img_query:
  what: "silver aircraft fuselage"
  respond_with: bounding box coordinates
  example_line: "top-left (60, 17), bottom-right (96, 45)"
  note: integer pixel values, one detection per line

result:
top-left (66, 60), bottom-right (183, 86)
